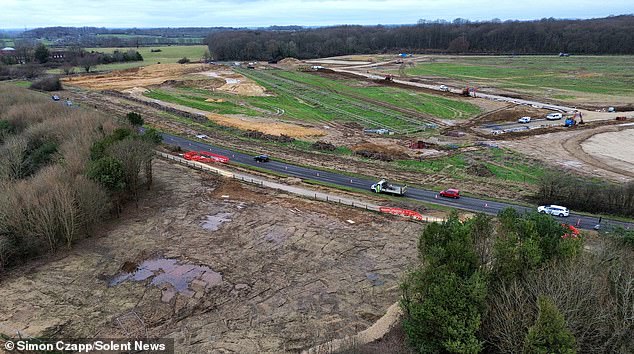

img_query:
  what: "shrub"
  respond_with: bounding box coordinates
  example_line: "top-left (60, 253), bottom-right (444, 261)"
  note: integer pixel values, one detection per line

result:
top-left (525, 296), bottom-right (577, 354)
top-left (30, 76), bottom-right (62, 91)
top-left (177, 57), bottom-right (191, 64)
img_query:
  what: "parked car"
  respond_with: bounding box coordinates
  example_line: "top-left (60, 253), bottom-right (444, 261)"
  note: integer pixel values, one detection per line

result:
top-left (51, 95), bottom-right (60, 101)
top-left (439, 188), bottom-right (460, 199)
top-left (518, 116), bottom-right (531, 123)
top-left (537, 205), bottom-right (570, 217)
top-left (546, 113), bottom-right (563, 120)
top-left (439, 85), bottom-right (449, 92)
top-left (195, 134), bottom-right (208, 139)
top-left (254, 154), bottom-right (270, 162)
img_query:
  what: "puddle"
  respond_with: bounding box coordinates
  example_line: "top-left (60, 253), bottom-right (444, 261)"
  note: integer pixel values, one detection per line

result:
top-left (198, 71), bottom-right (240, 84)
top-left (109, 258), bottom-right (222, 302)
top-left (366, 273), bottom-right (385, 287)
top-left (201, 212), bottom-right (232, 231)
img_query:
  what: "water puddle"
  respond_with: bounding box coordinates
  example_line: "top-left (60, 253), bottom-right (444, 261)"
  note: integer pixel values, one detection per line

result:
top-left (201, 212), bottom-right (232, 231)
top-left (366, 273), bottom-right (385, 287)
top-left (109, 258), bottom-right (222, 302)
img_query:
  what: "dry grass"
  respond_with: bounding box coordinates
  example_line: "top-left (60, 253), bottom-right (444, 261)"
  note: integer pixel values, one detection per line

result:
top-left (206, 112), bottom-right (325, 138)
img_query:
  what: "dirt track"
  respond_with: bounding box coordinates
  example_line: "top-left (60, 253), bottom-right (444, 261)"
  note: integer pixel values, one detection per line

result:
top-left (0, 160), bottom-right (423, 353)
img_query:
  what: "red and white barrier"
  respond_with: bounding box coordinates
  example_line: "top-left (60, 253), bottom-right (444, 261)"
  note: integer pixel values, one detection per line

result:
top-left (183, 151), bottom-right (229, 163)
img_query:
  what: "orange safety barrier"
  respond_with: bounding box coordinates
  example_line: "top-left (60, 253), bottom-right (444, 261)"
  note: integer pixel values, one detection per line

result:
top-left (379, 207), bottom-right (424, 220)
top-left (561, 223), bottom-right (581, 239)
top-left (183, 151), bottom-right (229, 163)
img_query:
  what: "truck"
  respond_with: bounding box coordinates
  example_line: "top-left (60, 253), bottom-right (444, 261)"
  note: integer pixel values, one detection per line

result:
top-left (371, 179), bottom-right (407, 195)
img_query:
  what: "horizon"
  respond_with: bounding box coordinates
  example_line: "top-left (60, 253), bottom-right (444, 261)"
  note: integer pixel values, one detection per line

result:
top-left (1, 0), bottom-right (632, 29)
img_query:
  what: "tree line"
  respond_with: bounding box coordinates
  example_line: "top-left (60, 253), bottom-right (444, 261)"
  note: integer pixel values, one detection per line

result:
top-left (0, 86), bottom-right (161, 270)
top-left (401, 209), bottom-right (634, 353)
top-left (536, 171), bottom-right (634, 217)
top-left (204, 15), bottom-right (634, 61)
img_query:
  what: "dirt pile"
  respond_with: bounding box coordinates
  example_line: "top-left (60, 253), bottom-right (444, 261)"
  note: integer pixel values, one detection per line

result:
top-left (243, 129), bottom-right (295, 143)
top-left (312, 141), bottom-right (337, 151)
top-left (353, 142), bottom-right (409, 162)
top-left (278, 57), bottom-right (303, 68)
top-left (466, 163), bottom-right (494, 177)
top-left (62, 63), bottom-right (214, 91)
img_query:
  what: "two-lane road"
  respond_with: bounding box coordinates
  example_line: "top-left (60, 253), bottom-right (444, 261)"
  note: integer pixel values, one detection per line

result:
top-left (162, 133), bottom-right (633, 231)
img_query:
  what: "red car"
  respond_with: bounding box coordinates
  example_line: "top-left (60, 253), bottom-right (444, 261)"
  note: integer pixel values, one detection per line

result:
top-left (439, 188), bottom-right (460, 199)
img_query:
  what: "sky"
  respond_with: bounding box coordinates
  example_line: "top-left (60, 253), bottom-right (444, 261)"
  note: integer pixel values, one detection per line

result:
top-left (0, 0), bottom-right (632, 29)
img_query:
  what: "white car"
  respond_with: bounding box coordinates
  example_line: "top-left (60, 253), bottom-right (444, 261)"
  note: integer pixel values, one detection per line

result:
top-left (537, 205), bottom-right (570, 217)
top-left (439, 85), bottom-right (449, 92)
top-left (546, 113), bottom-right (563, 120)
top-left (195, 134), bottom-right (209, 139)
top-left (518, 116), bottom-right (531, 123)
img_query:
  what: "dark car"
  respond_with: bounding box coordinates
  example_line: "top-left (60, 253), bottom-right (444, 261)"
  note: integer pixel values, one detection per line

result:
top-left (254, 154), bottom-right (269, 162)
top-left (439, 188), bottom-right (460, 199)
top-left (51, 95), bottom-right (60, 101)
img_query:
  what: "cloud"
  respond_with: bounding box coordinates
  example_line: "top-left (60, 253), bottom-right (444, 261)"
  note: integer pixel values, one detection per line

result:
top-left (1, 0), bottom-right (632, 28)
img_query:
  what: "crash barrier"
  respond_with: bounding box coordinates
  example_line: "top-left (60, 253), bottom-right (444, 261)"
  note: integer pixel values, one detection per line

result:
top-left (156, 151), bottom-right (380, 212)
top-left (380, 207), bottom-right (425, 220)
top-left (183, 151), bottom-right (229, 163)
top-left (158, 151), bottom-right (443, 223)
top-left (562, 223), bottom-right (581, 239)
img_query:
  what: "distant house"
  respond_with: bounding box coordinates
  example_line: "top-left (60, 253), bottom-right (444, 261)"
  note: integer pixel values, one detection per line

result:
top-left (0, 47), bottom-right (16, 55)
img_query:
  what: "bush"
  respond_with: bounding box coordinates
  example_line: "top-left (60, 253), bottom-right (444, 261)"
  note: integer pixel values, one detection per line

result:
top-left (525, 296), bottom-right (577, 354)
top-left (177, 57), bottom-right (191, 64)
top-left (30, 76), bottom-right (62, 91)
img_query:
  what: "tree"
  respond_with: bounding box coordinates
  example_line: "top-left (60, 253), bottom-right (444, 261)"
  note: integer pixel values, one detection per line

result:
top-left (402, 268), bottom-right (486, 353)
top-left (525, 296), bottom-right (577, 354)
top-left (34, 43), bottom-right (50, 64)
top-left (126, 112), bottom-right (144, 126)
top-left (79, 54), bottom-right (98, 73)
top-left (401, 212), bottom-right (487, 353)
top-left (87, 156), bottom-right (125, 192)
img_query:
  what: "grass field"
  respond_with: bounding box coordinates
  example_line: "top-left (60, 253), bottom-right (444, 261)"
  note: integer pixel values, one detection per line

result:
top-left (395, 147), bottom-right (546, 184)
top-left (406, 56), bottom-right (634, 98)
top-left (273, 70), bottom-right (481, 119)
top-left (49, 45), bottom-right (208, 73)
top-left (143, 68), bottom-right (480, 134)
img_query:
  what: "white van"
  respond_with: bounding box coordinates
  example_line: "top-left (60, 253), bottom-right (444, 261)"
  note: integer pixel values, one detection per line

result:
top-left (546, 113), bottom-right (563, 120)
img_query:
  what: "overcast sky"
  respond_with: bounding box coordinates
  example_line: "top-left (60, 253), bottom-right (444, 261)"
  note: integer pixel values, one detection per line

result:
top-left (1, 0), bottom-right (632, 28)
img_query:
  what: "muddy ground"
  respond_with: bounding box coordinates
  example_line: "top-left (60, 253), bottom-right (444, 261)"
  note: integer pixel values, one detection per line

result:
top-left (0, 159), bottom-right (424, 353)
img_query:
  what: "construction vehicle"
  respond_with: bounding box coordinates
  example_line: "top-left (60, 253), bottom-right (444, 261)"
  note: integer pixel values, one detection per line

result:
top-left (564, 117), bottom-right (576, 127)
top-left (371, 179), bottom-right (407, 196)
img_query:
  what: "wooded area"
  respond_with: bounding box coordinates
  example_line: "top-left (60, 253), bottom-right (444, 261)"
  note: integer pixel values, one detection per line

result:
top-left (205, 15), bottom-right (634, 60)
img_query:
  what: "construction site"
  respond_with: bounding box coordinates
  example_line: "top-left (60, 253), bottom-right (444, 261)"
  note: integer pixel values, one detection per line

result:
top-left (2, 52), bottom-right (634, 353)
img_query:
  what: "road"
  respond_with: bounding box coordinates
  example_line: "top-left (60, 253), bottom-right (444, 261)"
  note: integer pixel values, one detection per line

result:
top-left (162, 133), bottom-right (632, 231)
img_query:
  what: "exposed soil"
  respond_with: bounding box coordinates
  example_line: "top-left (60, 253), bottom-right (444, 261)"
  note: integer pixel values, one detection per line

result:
top-left (62, 64), bottom-right (217, 91)
top-left (0, 160), bottom-right (424, 353)
top-left (197, 69), bottom-right (267, 96)
top-left (499, 125), bottom-right (634, 182)
top-left (581, 128), bottom-right (634, 175)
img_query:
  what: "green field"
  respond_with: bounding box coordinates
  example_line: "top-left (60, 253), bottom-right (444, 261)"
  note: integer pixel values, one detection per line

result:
top-left (395, 147), bottom-right (546, 184)
top-left (406, 56), bottom-right (634, 97)
top-left (143, 68), bottom-right (480, 134)
top-left (49, 45), bottom-right (208, 73)
top-left (272, 70), bottom-right (481, 119)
